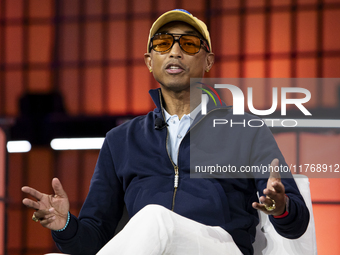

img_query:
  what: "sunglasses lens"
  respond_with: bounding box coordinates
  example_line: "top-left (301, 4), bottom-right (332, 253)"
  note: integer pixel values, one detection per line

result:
top-left (151, 34), bottom-right (203, 54)
top-left (152, 34), bottom-right (174, 52)
top-left (180, 36), bottom-right (201, 54)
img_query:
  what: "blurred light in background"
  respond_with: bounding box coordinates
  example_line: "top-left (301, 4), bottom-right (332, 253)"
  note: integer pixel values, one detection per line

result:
top-left (6, 141), bottom-right (32, 153)
top-left (50, 138), bottom-right (105, 150)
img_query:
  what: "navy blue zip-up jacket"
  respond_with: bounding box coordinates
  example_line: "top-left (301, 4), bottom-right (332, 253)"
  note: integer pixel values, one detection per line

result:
top-left (52, 88), bottom-right (309, 255)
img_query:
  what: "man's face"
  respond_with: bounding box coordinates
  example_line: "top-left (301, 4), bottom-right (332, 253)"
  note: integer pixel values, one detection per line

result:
top-left (145, 21), bottom-right (214, 92)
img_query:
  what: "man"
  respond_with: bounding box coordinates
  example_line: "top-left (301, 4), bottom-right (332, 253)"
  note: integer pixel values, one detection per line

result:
top-left (22, 9), bottom-right (309, 255)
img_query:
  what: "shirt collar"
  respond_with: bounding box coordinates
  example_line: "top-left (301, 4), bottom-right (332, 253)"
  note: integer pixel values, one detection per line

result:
top-left (163, 102), bottom-right (202, 123)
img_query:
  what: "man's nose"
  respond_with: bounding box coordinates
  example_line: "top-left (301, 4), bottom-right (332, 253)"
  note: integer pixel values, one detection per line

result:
top-left (169, 40), bottom-right (182, 58)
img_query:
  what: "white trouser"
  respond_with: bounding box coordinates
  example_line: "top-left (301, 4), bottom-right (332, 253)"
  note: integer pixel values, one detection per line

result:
top-left (96, 204), bottom-right (242, 255)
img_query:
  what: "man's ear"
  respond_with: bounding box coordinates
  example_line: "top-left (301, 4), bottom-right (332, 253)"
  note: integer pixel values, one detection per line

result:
top-left (144, 53), bottom-right (152, 72)
top-left (205, 52), bottom-right (215, 72)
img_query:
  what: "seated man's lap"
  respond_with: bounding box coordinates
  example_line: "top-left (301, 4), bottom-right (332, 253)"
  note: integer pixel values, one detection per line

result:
top-left (97, 204), bottom-right (243, 255)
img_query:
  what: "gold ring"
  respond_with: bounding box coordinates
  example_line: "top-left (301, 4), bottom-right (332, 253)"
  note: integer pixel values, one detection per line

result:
top-left (32, 213), bottom-right (39, 222)
top-left (264, 199), bottom-right (276, 211)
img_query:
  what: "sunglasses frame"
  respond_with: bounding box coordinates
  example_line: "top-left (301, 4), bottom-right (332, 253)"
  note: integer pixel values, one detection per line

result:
top-left (149, 33), bottom-right (210, 54)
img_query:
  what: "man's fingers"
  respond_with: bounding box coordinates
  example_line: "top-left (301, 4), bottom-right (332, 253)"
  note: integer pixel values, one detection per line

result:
top-left (52, 178), bottom-right (68, 198)
top-left (258, 196), bottom-right (275, 206)
top-left (252, 202), bottom-right (268, 213)
top-left (272, 181), bottom-right (285, 193)
top-left (253, 197), bottom-right (277, 214)
top-left (269, 158), bottom-right (281, 181)
top-left (21, 186), bottom-right (44, 201)
top-left (40, 215), bottom-right (56, 226)
top-left (34, 209), bottom-right (50, 219)
top-left (264, 182), bottom-right (285, 197)
top-left (22, 198), bottom-right (40, 209)
top-left (270, 158), bottom-right (279, 167)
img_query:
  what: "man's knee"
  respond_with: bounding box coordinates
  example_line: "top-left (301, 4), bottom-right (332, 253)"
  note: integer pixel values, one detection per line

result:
top-left (137, 204), bottom-right (171, 218)
top-left (133, 204), bottom-right (174, 227)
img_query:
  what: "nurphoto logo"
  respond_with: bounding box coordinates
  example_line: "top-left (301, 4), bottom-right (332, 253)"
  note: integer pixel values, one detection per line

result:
top-left (197, 80), bottom-right (312, 128)
top-left (200, 84), bottom-right (311, 116)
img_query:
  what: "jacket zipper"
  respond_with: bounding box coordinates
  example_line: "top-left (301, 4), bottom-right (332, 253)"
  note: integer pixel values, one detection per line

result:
top-left (158, 90), bottom-right (230, 211)
top-left (170, 107), bottom-right (230, 210)
top-left (172, 166), bottom-right (179, 210)
top-left (158, 90), bottom-right (179, 211)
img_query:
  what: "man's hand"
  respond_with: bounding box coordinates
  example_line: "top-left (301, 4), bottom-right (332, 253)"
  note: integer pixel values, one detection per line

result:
top-left (252, 158), bottom-right (286, 216)
top-left (22, 178), bottom-right (70, 230)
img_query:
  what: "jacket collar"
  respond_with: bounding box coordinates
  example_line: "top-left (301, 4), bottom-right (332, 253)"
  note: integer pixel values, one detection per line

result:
top-left (149, 88), bottom-right (162, 111)
top-left (149, 88), bottom-right (163, 119)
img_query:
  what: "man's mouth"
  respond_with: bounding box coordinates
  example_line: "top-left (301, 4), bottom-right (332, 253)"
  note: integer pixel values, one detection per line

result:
top-left (165, 64), bottom-right (184, 74)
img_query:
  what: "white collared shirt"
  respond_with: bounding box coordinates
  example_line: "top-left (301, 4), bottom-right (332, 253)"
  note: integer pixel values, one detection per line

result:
top-left (163, 103), bottom-right (201, 165)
